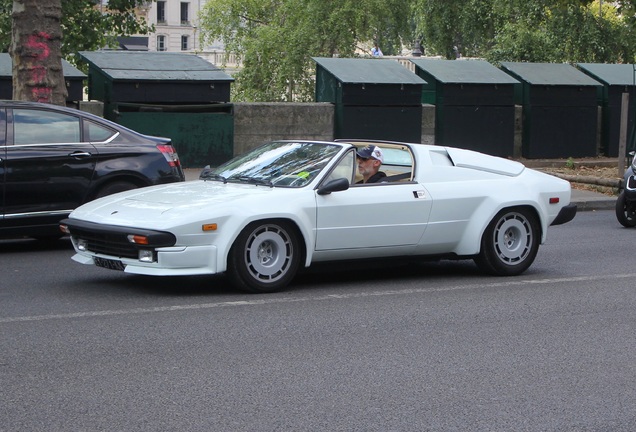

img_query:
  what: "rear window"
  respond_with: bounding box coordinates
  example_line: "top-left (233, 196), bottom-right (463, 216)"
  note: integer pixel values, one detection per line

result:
top-left (87, 120), bottom-right (116, 142)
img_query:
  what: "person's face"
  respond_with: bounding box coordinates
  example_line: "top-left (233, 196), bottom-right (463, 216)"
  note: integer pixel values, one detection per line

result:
top-left (357, 156), bottom-right (379, 177)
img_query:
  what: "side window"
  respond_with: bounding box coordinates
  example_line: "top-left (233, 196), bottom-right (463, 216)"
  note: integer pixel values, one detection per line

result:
top-left (323, 150), bottom-right (355, 185)
top-left (13, 109), bottom-right (81, 144)
top-left (87, 120), bottom-right (116, 142)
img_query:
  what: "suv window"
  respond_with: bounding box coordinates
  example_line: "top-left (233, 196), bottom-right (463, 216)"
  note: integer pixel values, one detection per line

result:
top-left (13, 109), bottom-right (81, 144)
top-left (87, 120), bottom-right (116, 142)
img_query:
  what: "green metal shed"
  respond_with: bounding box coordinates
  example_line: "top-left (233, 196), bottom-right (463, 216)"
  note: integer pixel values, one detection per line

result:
top-left (500, 62), bottom-right (602, 158)
top-left (410, 59), bottom-right (519, 157)
top-left (79, 51), bottom-right (233, 109)
top-left (577, 63), bottom-right (636, 157)
top-left (313, 57), bottom-right (426, 143)
top-left (0, 53), bottom-right (86, 103)
top-left (78, 51), bottom-right (235, 167)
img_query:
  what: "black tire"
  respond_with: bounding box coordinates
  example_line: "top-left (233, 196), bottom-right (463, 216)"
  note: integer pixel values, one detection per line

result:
top-left (474, 207), bottom-right (540, 276)
top-left (615, 191), bottom-right (636, 227)
top-left (227, 221), bottom-right (301, 293)
top-left (95, 181), bottom-right (138, 199)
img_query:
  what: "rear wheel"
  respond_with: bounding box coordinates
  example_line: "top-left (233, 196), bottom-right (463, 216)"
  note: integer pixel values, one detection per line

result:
top-left (227, 221), bottom-right (301, 293)
top-left (95, 181), bottom-right (138, 199)
top-left (615, 191), bottom-right (636, 227)
top-left (474, 207), bottom-right (540, 276)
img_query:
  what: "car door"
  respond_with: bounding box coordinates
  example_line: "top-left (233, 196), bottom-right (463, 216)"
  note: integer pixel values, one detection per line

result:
top-left (3, 106), bottom-right (97, 221)
top-left (315, 151), bottom-right (432, 250)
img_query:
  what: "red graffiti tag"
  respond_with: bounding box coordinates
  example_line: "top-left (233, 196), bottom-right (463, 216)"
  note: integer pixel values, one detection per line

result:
top-left (26, 32), bottom-right (51, 60)
top-left (24, 32), bottom-right (53, 102)
top-left (32, 87), bottom-right (52, 103)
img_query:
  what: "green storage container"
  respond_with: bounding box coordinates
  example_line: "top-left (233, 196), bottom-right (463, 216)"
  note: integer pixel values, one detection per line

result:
top-left (114, 103), bottom-right (234, 168)
top-left (411, 59), bottom-right (519, 157)
top-left (500, 62), bottom-right (602, 158)
top-left (313, 57), bottom-right (425, 142)
top-left (577, 63), bottom-right (636, 157)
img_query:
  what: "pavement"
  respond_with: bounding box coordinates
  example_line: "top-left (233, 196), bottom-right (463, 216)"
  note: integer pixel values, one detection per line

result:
top-left (184, 165), bottom-right (618, 212)
top-left (569, 188), bottom-right (615, 211)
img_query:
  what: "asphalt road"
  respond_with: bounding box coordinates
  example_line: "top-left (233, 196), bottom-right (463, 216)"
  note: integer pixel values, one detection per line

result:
top-left (1, 209), bottom-right (635, 431)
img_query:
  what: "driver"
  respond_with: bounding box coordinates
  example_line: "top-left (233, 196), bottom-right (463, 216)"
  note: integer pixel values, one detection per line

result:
top-left (356, 145), bottom-right (386, 184)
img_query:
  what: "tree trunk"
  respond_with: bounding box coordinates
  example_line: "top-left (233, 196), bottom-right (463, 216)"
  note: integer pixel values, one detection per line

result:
top-left (10, 0), bottom-right (66, 105)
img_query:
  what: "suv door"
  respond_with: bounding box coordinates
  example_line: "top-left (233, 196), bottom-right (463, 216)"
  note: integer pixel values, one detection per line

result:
top-left (3, 106), bottom-right (97, 228)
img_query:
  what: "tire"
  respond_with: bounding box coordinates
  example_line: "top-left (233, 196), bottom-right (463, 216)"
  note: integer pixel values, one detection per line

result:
top-left (474, 207), bottom-right (540, 276)
top-left (227, 221), bottom-right (301, 293)
top-left (615, 191), bottom-right (636, 227)
top-left (95, 181), bottom-right (138, 199)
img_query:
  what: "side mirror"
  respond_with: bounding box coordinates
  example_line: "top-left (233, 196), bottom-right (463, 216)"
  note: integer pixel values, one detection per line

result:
top-left (317, 178), bottom-right (350, 195)
top-left (199, 165), bottom-right (211, 180)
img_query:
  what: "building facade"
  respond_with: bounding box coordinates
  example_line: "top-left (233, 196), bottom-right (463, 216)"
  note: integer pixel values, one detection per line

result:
top-left (140, 0), bottom-right (237, 68)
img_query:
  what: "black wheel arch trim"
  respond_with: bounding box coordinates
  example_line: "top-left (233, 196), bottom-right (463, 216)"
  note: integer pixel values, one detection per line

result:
top-left (550, 204), bottom-right (577, 226)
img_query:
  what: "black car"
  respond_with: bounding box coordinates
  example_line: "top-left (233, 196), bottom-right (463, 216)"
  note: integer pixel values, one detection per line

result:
top-left (0, 101), bottom-right (185, 240)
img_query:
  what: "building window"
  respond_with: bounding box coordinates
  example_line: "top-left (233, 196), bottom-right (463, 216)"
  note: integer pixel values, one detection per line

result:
top-left (157, 1), bottom-right (166, 23)
top-left (157, 35), bottom-right (166, 51)
top-left (181, 35), bottom-right (189, 51)
top-left (180, 2), bottom-right (189, 24)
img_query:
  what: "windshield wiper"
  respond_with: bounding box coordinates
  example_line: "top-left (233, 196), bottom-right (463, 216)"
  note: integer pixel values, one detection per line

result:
top-left (200, 172), bottom-right (227, 183)
top-left (230, 175), bottom-right (273, 187)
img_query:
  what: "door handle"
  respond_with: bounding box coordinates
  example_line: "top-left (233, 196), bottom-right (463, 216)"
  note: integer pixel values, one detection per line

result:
top-left (68, 151), bottom-right (92, 158)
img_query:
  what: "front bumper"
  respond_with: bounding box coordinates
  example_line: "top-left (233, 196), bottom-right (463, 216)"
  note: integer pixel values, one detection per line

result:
top-left (70, 244), bottom-right (219, 276)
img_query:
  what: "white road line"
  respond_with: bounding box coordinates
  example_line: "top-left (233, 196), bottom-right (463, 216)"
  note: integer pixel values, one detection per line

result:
top-left (1, 273), bottom-right (633, 324)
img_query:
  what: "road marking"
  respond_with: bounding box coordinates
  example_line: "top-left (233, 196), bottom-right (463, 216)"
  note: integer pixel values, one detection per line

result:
top-left (1, 273), bottom-right (633, 324)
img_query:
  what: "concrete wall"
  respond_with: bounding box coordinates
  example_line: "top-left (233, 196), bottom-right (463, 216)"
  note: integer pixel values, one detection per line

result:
top-left (421, 104), bottom-right (436, 145)
top-left (232, 102), bottom-right (335, 156)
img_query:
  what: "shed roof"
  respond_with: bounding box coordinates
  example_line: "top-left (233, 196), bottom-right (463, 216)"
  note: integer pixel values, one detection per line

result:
top-left (577, 63), bottom-right (636, 86)
top-left (410, 58), bottom-right (518, 84)
top-left (500, 62), bottom-right (601, 86)
top-left (0, 53), bottom-right (86, 78)
top-left (78, 51), bottom-right (234, 82)
top-left (312, 57), bottom-right (426, 85)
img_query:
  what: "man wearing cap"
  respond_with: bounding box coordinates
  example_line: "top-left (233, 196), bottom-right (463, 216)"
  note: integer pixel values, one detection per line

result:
top-left (356, 145), bottom-right (386, 184)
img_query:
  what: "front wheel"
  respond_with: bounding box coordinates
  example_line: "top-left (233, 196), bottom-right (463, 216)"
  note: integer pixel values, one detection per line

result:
top-left (474, 207), bottom-right (540, 276)
top-left (227, 221), bottom-right (301, 293)
top-left (615, 191), bottom-right (636, 227)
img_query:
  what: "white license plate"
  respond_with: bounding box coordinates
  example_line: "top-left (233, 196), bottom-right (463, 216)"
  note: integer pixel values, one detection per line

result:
top-left (94, 257), bottom-right (126, 271)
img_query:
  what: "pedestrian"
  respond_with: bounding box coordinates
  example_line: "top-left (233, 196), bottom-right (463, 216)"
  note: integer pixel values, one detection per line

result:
top-left (371, 43), bottom-right (383, 57)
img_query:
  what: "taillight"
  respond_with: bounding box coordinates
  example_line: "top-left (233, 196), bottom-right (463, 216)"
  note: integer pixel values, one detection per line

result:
top-left (157, 144), bottom-right (181, 168)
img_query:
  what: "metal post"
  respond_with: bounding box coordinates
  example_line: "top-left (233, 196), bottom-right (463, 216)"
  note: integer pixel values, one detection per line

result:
top-left (618, 92), bottom-right (629, 176)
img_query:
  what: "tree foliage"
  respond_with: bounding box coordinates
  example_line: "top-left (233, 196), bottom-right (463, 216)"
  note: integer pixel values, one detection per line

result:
top-left (1, 0), bottom-right (153, 64)
top-left (412, 0), bottom-right (636, 63)
top-left (199, 0), bottom-right (415, 102)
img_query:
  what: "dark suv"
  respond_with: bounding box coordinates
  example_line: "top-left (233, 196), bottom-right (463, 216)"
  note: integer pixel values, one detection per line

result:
top-left (0, 101), bottom-right (185, 240)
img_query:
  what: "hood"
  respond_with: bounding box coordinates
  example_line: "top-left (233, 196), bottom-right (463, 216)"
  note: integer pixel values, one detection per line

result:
top-left (70, 180), bottom-right (285, 228)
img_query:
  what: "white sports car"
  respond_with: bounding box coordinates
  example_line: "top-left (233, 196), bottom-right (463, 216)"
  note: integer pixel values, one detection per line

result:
top-left (60, 140), bottom-right (576, 293)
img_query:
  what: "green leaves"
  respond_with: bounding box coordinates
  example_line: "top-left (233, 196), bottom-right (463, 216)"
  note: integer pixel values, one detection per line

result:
top-left (199, 0), bottom-right (414, 102)
top-left (0, 0), bottom-right (151, 62)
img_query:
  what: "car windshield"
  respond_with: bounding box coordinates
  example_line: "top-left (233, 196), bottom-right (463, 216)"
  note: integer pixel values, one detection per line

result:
top-left (202, 141), bottom-right (342, 187)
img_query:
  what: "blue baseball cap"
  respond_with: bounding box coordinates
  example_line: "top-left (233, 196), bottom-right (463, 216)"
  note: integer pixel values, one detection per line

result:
top-left (356, 145), bottom-right (384, 163)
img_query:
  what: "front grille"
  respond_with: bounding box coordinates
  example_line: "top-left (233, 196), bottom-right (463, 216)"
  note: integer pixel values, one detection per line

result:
top-left (78, 230), bottom-right (139, 259)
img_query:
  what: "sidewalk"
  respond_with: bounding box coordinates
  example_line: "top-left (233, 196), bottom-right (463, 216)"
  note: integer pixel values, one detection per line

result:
top-left (571, 188), bottom-right (615, 211)
top-left (183, 168), bottom-right (617, 212)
